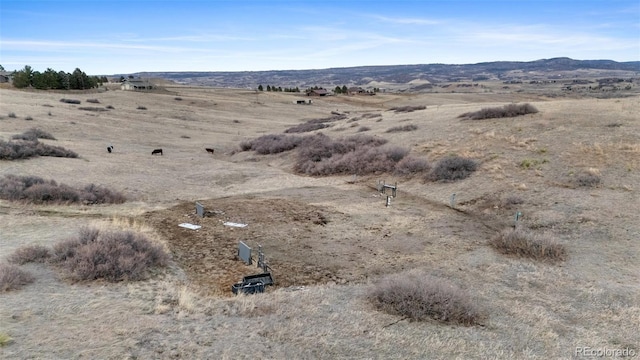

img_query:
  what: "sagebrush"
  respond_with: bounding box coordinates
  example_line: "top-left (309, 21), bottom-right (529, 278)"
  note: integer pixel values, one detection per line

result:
top-left (489, 228), bottom-right (567, 262)
top-left (368, 271), bottom-right (484, 325)
top-left (0, 175), bottom-right (126, 204)
top-left (428, 156), bottom-right (478, 181)
top-left (459, 103), bottom-right (538, 120)
top-left (0, 263), bottom-right (35, 292)
top-left (11, 128), bottom-right (56, 141)
top-left (7, 244), bottom-right (51, 265)
top-left (0, 139), bottom-right (78, 160)
top-left (386, 124), bottom-right (418, 133)
top-left (394, 156), bottom-right (431, 176)
top-left (388, 105), bottom-right (426, 113)
top-left (51, 227), bottom-right (169, 281)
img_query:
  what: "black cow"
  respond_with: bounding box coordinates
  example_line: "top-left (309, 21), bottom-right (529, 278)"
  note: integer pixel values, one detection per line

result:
top-left (152, 149), bottom-right (163, 155)
top-left (205, 148), bottom-right (215, 154)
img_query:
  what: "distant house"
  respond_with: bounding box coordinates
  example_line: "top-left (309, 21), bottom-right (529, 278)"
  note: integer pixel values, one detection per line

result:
top-left (0, 71), bottom-right (13, 84)
top-left (306, 88), bottom-right (328, 96)
top-left (121, 78), bottom-right (153, 91)
top-left (347, 87), bottom-right (366, 95)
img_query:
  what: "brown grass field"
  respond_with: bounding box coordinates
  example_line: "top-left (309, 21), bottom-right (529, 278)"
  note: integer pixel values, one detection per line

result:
top-left (1, 81), bottom-right (639, 359)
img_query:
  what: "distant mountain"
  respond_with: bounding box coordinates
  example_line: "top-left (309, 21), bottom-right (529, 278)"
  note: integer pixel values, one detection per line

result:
top-left (126, 58), bottom-right (640, 90)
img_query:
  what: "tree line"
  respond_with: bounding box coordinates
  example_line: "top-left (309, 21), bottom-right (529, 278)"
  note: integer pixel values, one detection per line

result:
top-left (256, 84), bottom-right (380, 94)
top-left (258, 84), bottom-right (300, 92)
top-left (8, 65), bottom-right (107, 90)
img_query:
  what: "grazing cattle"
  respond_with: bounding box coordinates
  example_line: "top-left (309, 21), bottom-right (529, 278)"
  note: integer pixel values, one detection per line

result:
top-left (107, 145), bottom-right (113, 153)
top-left (152, 148), bottom-right (163, 156)
top-left (205, 148), bottom-right (215, 154)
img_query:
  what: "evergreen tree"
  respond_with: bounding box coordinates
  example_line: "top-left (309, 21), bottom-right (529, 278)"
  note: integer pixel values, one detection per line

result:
top-left (258, 84), bottom-right (264, 91)
top-left (334, 86), bottom-right (342, 94)
top-left (342, 85), bottom-right (348, 94)
top-left (12, 65), bottom-right (33, 88)
top-left (266, 85), bottom-right (271, 91)
top-left (58, 71), bottom-right (70, 90)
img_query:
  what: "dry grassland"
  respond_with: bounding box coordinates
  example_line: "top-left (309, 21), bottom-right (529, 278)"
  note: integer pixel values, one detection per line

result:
top-left (1, 84), bottom-right (639, 359)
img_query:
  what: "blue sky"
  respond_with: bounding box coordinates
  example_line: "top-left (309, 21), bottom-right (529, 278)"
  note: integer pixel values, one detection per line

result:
top-left (1, 0), bottom-right (639, 75)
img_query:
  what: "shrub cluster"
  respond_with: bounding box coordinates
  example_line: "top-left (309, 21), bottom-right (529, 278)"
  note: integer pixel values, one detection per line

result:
top-left (386, 124), bottom-right (418, 133)
top-left (428, 156), bottom-right (478, 181)
top-left (240, 134), bottom-right (303, 154)
top-left (489, 228), bottom-right (567, 262)
top-left (388, 105), bottom-right (426, 113)
top-left (284, 114), bottom-right (347, 134)
top-left (0, 140), bottom-right (78, 160)
top-left (0, 175), bottom-right (126, 204)
top-left (78, 107), bottom-right (109, 112)
top-left (60, 98), bottom-right (81, 104)
top-left (394, 156), bottom-right (431, 176)
top-left (459, 103), bottom-right (538, 120)
top-left (294, 133), bottom-right (406, 176)
top-left (52, 227), bottom-right (169, 281)
top-left (239, 133), bottom-right (432, 176)
top-left (7, 245), bottom-right (51, 265)
top-left (284, 123), bottom-right (331, 133)
top-left (574, 171), bottom-right (602, 187)
top-left (0, 264), bottom-right (35, 292)
top-left (368, 271), bottom-right (483, 325)
top-left (11, 128), bottom-right (56, 141)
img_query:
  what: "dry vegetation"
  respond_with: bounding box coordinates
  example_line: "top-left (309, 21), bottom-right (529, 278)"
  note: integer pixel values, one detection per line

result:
top-left (0, 175), bottom-right (126, 204)
top-left (459, 103), bottom-right (539, 120)
top-left (368, 270), bottom-right (484, 325)
top-left (0, 80), bottom-right (638, 359)
top-left (0, 264), bottom-right (35, 292)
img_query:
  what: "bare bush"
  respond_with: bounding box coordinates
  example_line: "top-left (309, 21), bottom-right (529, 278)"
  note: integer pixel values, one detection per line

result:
top-left (502, 195), bottom-right (524, 209)
top-left (137, 106), bottom-right (147, 110)
top-left (0, 175), bottom-right (126, 204)
top-left (386, 124), bottom-right (418, 133)
top-left (0, 263), bottom-right (35, 292)
top-left (241, 134), bottom-right (303, 154)
top-left (25, 116), bottom-right (33, 121)
top-left (489, 228), bottom-right (567, 262)
top-left (12, 128), bottom-right (56, 141)
top-left (294, 134), bottom-right (402, 176)
top-left (305, 114), bottom-right (348, 124)
top-left (86, 99), bottom-right (100, 104)
top-left (0, 140), bottom-right (78, 160)
top-left (78, 107), bottom-right (109, 112)
top-left (368, 271), bottom-right (484, 325)
top-left (394, 156), bottom-right (431, 176)
top-left (459, 103), bottom-right (538, 120)
top-left (284, 122), bottom-right (331, 133)
top-left (574, 171), bottom-right (602, 187)
top-left (51, 227), bottom-right (169, 282)
top-left (428, 156), bottom-right (478, 181)
top-left (388, 105), bottom-right (426, 113)
top-left (60, 98), bottom-right (81, 104)
top-left (7, 245), bottom-right (51, 264)
top-left (357, 126), bottom-right (371, 132)
top-left (105, 105), bottom-right (115, 109)
top-left (8, 112), bottom-right (17, 118)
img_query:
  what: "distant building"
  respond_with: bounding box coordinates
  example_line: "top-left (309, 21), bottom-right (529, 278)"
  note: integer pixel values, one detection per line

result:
top-left (0, 71), bottom-right (13, 83)
top-left (306, 88), bottom-right (328, 96)
top-left (121, 78), bottom-right (153, 91)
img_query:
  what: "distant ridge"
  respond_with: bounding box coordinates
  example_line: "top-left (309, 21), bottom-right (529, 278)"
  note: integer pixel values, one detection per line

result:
top-left (125, 58), bottom-right (640, 89)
